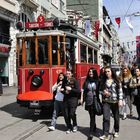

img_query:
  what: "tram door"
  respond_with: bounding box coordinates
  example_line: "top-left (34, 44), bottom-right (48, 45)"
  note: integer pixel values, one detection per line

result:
top-left (66, 37), bottom-right (76, 76)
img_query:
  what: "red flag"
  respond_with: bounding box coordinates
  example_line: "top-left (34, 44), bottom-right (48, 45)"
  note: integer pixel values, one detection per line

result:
top-left (94, 20), bottom-right (100, 40)
top-left (115, 17), bottom-right (121, 27)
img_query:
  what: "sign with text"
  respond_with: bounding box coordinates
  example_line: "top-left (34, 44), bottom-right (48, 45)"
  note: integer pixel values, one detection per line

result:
top-left (25, 21), bottom-right (53, 29)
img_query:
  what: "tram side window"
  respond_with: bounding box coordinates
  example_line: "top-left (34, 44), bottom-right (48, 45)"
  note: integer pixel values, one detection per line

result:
top-left (60, 37), bottom-right (65, 65)
top-left (88, 47), bottom-right (93, 63)
top-left (94, 50), bottom-right (98, 64)
top-left (80, 43), bottom-right (87, 63)
top-left (38, 39), bottom-right (48, 64)
top-left (18, 39), bottom-right (22, 66)
top-left (52, 36), bottom-right (58, 65)
top-left (26, 40), bottom-right (36, 64)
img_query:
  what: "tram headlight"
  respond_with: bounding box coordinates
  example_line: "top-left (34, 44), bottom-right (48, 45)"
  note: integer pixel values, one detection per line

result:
top-left (40, 70), bottom-right (44, 75)
top-left (28, 69), bottom-right (34, 75)
top-left (31, 75), bottom-right (42, 88)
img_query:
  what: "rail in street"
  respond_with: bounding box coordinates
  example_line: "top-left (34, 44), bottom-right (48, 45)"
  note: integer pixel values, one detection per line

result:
top-left (0, 86), bottom-right (140, 140)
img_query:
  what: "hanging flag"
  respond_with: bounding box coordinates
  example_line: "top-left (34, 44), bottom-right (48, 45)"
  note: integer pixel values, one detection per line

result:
top-left (94, 20), bottom-right (100, 40)
top-left (125, 16), bottom-right (133, 32)
top-left (105, 16), bottom-right (110, 25)
top-left (127, 42), bottom-right (130, 48)
top-left (115, 17), bottom-right (121, 28)
top-left (85, 20), bottom-right (91, 36)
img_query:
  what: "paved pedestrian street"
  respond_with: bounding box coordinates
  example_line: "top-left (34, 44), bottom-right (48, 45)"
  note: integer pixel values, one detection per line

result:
top-left (0, 86), bottom-right (140, 140)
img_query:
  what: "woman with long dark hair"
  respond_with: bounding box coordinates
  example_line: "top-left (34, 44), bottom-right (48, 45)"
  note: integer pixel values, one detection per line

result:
top-left (80, 68), bottom-right (99, 139)
top-left (99, 66), bottom-right (123, 140)
top-left (48, 72), bottom-right (66, 131)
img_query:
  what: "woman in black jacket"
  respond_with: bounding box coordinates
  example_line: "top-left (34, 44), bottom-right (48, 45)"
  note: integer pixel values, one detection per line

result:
top-left (80, 68), bottom-right (99, 139)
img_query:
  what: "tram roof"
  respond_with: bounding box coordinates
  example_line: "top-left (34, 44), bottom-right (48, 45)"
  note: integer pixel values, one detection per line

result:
top-left (16, 29), bottom-right (99, 50)
top-left (16, 30), bottom-right (67, 38)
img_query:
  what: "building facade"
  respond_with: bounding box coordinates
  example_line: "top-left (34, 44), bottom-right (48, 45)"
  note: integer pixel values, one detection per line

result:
top-left (0, 0), bottom-right (120, 86)
top-left (0, 0), bottom-right (18, 86)
top-left (0, 0), bottom-right (67, 86)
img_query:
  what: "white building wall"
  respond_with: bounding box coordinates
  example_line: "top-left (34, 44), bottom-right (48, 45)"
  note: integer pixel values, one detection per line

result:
top-left (9, 23), bottom-right (18, 86)
top-left (38, 0), bottom-right (67, 19)
top-left (98, 0), bottom-right (103, 67)
top-left (0, 0), bottom-right (18, 86)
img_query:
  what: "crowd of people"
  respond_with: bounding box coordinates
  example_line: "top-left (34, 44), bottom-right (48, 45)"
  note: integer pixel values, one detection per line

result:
top-left (48, 64), bottom-right (140, 140)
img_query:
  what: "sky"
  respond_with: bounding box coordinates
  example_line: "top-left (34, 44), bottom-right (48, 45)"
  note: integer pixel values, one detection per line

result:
top-left (103, 0), bottom-right (140, 48)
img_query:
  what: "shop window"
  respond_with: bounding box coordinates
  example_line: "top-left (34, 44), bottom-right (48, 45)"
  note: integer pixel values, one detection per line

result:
top-left (80, 43), bottom-right (87, 63)
top-left (18, 13), bottom-right (30, 28)
top-left (41, 6), bottom-right (49, 18)
top-left (0, 19), bottom-right (10, 45)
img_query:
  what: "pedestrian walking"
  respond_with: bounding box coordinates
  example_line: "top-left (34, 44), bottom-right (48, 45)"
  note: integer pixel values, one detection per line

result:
top-left (129, 67), bottom-right (140, 121)
top-left (120, 67), bottom-right (133, 119)
top-left (80, 68), bottom-right (100, 139)
top-left (99, 66), bottom-right (123, 140)
top-left (62, 69), bottom-right (80, 134)
top-left (48, 72), bottom-right (66, 131)
top-left (130, 63), bottom-right (137, 77)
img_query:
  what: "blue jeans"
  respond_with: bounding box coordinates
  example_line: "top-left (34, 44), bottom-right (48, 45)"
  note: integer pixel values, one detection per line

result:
top-left (51, 100), bottom-right (64, 127)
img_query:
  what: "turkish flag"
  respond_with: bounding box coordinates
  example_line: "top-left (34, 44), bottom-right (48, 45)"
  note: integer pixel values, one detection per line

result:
top-left (115, 17), bottom-right (121, 27)
top-left (94, 20), bottom-right (100, 40)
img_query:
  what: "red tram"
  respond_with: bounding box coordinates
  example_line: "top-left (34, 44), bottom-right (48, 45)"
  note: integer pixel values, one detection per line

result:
top-left (16, 18), bottom-right (100, 109)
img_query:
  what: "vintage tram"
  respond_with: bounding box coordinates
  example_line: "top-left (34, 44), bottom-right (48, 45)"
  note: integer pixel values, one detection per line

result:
top-left (16, 17), bottom-right (100, 109)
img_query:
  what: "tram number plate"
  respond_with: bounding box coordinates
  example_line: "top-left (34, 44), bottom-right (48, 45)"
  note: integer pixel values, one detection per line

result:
top-left (30, 101), bottom-right (39, 107)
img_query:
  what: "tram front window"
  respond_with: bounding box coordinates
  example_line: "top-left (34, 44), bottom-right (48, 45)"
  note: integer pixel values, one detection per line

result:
top-left (52, 36), bottom-right (58, 65)
top-left (38, 39), bottom-right (48, 64)
top-left (25, 38), bottom-right (48, 65)
top-left (26, 39), bottom-right (36, 64)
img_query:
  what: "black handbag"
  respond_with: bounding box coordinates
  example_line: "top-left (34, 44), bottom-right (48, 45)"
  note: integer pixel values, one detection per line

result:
top-left (93, 95), bottom-right (103, 116)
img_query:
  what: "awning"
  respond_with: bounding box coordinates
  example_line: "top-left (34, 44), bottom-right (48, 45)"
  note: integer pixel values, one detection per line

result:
top-left (66, 0), bottom-right (99, 19)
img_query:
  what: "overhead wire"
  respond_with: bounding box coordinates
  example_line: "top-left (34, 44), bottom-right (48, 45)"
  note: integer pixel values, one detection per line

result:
top-left (121, 0), bottom-right (134, 24)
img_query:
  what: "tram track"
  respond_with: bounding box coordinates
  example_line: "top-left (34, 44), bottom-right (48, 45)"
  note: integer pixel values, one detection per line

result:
top-left (0, 110), bottom-right (38, 132)
top-left (11, 123), bottom-right (46, 140)
top-left (0, 119), bottom-right (24, 131)
top-left (0, 114), bottom-right (47, 140)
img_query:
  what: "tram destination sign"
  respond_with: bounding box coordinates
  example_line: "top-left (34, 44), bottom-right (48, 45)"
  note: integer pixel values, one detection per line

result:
top-left (25, 21), bottom-right (53, 29)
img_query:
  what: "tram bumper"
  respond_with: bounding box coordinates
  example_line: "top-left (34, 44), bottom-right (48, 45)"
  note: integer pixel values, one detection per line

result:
top-left (16, 91), bottom-right (53, 109)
